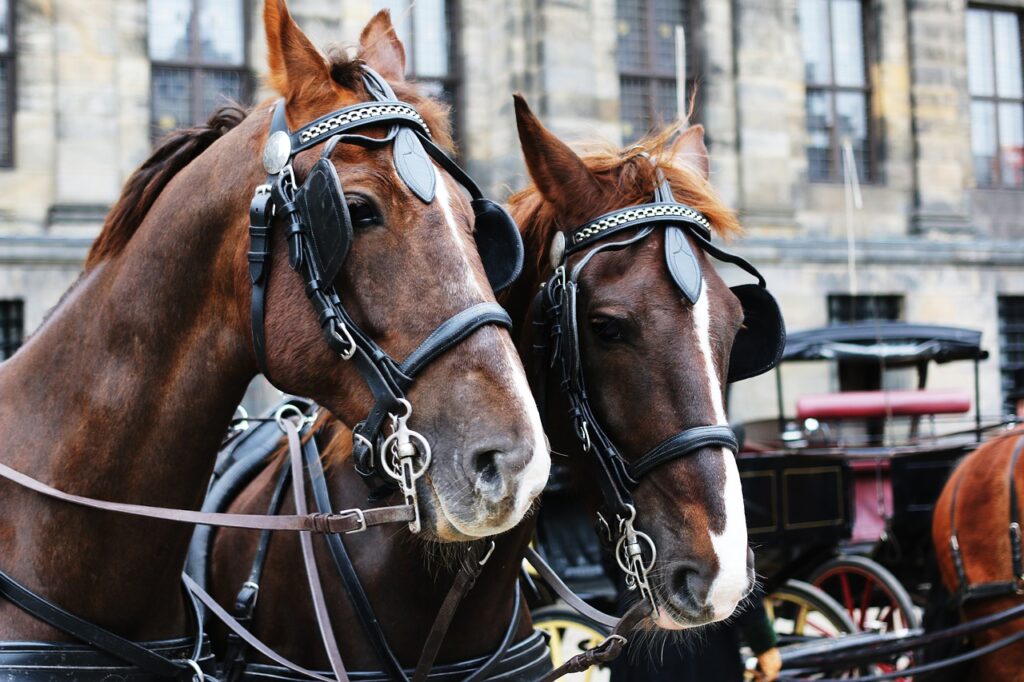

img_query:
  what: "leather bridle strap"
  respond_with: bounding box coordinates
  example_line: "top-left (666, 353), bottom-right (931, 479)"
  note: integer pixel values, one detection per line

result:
top-left (283, 418), bottom-right (349, 682)
top-left (626, 425), bottom-right (739, 483)
top-left (0, 458), bottom-right (413, 533)
top-left (411, 542), bottom-right (494, 682)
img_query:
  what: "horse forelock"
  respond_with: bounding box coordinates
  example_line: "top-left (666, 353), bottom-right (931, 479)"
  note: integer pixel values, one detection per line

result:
top-left (509, 123), bottom-right (742, 289)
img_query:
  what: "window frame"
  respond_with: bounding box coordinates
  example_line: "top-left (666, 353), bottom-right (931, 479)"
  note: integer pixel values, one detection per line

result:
top-left (967, 5), bottom-right (1024, 189)
top-left (998, 295), bottom-right (1024, 413)
top-left (406, 0), bottom-right (462, 148)
top-left (802, 0), bottom-right (877, 184)
top-left (617, 0), bottom-right (700, 142)
top-left (1, 0), bottom-right (15, 168)
top-left (147, 0), bottom-right (252, 137)
top-left (0, 299), bottom-right (24, 361)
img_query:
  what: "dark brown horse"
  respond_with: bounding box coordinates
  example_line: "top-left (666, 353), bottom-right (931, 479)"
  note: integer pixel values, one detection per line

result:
top-left (207, 95), bottom-right (757, 676)
top-left (932, 429), bottom-right (1024, 680)
top-left (0, 0), bottom-right (547, 650)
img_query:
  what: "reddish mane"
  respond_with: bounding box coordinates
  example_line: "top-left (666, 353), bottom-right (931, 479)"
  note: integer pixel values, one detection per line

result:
top-left (509, 125), bottom-right (742, 284)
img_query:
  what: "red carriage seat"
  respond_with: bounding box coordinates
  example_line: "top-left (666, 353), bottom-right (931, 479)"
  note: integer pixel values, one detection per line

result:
top-left (796, 389), bottom-right (972, 420)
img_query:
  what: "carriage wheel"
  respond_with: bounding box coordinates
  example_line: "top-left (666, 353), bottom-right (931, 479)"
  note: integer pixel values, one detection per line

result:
top-left (532, 605), bottom-right (611, 682)
top-left (809, 556), bottom-right (920, 632)
top-left (809, 556), bottom-right (918, 680)
top-left (767, 579), bottom-right (858, 643)
top-left (767, 580), bottom-right (863, 679)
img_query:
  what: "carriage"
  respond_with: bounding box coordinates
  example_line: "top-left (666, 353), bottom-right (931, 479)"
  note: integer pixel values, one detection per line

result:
top-left (530, 321), bottom-right (1014, 676)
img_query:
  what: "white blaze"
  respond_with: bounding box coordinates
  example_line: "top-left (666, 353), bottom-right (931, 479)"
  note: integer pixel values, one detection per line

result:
top-left (692, 281), bottom-right (750, 620)
top-left (433, 169), bottom-right (551, 531)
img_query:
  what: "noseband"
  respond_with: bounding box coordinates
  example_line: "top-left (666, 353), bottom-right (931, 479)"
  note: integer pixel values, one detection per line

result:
top-left (536, 170), bottom-right (785, 612)
top-left (248, 68), bottom-right (524, 530)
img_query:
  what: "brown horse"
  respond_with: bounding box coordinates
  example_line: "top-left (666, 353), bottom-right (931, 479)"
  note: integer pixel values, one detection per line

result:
top-left (0, 0), bottom-right (547, 650)
top-left (932, 429), bottom-right (1024, 680)
top-left (206, 96), bottom-right (758, 676)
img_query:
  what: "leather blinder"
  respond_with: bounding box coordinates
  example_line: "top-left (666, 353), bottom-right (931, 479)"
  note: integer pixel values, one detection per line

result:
top-left (728, 283), bottom-right (786, 383)
top-left (472, 198), bottom-right (524, 293)
top-left (296, 159), bottom-right (353, 288)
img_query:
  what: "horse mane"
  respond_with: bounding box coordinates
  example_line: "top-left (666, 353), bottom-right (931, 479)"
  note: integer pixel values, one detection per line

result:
top-left (508, 123), bottom-right (743, 285)
top-left (85, 105), bottom-right (247, 269)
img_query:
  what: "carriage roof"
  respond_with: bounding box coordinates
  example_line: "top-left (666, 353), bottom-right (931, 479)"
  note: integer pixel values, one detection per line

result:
top-left (781, 322), bottom-right (988, 365)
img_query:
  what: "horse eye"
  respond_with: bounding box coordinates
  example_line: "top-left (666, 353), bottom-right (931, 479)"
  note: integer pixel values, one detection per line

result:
top-left (347, 198), bottom-right (381, 229)
top-left (590, 316), bottom-right (628, 343)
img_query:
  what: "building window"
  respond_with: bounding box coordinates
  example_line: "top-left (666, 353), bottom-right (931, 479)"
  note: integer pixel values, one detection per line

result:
top-left (0, 300), bottom-right (23, 361)
top-left (828, 294), bottom-right (902, 393)
top-left (828, 294), bottom-right (902, 324)
top-left (617, 0), bottom-right (696, 144)
top-left (998, 296), bottom-right (1024, 413)
top-left (0, 0), bottom-right (13, 167)
top-left (967, 8), bottom-right (1024, 189)
top-left (800, 0), bottom-right (872, 182)
top-left (374, 1), bottom-right (461, 138)
top-left (148, 0), bottom-right (249, 138)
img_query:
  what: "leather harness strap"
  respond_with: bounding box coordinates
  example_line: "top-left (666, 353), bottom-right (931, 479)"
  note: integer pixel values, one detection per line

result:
top-left (949, 433), bottom-right (1024, 603)
top-left (0, 458), bottom-right (413, 534)
top-left (537, 602), bottom-right (649, 682)
top-left (524, 547), bottom-right (620, 629)
top-left (283, 419), bottom-right (350, 682)
top-left (0, 571), bottom-right (208, 680)
top-left (411, 542), bottom-right (494, 682)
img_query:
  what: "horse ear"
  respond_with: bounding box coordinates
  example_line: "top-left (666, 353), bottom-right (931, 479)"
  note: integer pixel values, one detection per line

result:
top-left (264, 0), bottom-right (330, 101)
top-left (671, 123), bottom-right (710, 180)
top-left (358, 10), bottom-right (407, 82)
top-left (513, 93), bottom-right (601, 219)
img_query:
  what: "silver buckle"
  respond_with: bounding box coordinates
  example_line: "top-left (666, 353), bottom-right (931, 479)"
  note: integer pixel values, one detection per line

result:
top-left (337, 507), bottom-right (367, 534)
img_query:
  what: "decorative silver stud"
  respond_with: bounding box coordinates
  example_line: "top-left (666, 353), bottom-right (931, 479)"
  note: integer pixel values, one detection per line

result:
top-left (550, 232), bottom-right (566, 269)
top-left (262, 130), bottom-right (292, 175)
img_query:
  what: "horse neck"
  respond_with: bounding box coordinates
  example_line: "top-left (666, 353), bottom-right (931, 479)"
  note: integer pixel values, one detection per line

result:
top-left (0, 118), bottom-right (261, 640)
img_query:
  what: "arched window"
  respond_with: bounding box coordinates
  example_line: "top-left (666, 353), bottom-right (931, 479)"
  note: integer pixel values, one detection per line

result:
top-left (148, 0), bottom-right (250, 138)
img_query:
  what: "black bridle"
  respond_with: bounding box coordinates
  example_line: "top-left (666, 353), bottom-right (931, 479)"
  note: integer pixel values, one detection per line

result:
top-left (248, 67), bottom-right (524, 530)
top-left (535, 171), bottom-right (785, 612)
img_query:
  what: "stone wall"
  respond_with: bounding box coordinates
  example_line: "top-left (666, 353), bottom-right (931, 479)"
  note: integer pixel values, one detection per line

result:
top-left (1, 0), bottom-right (1022, 419)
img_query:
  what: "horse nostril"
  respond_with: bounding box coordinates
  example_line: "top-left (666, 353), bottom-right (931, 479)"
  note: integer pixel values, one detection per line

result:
top-left (472, 449), bottom-right (502, 487)
top-left (668, 561), bottom-right (713, 614)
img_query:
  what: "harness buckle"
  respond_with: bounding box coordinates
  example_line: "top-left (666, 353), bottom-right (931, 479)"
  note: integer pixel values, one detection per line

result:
top-left (328, 320), bottom-right (357, 360)
top-left (337, 507), bottom-right (368, 534)
top-left (478, 540), bottom-right (497, 566)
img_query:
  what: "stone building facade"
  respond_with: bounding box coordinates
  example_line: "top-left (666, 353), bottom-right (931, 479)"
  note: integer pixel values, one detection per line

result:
top-left (0, 0), bottom-right (1022, 423)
